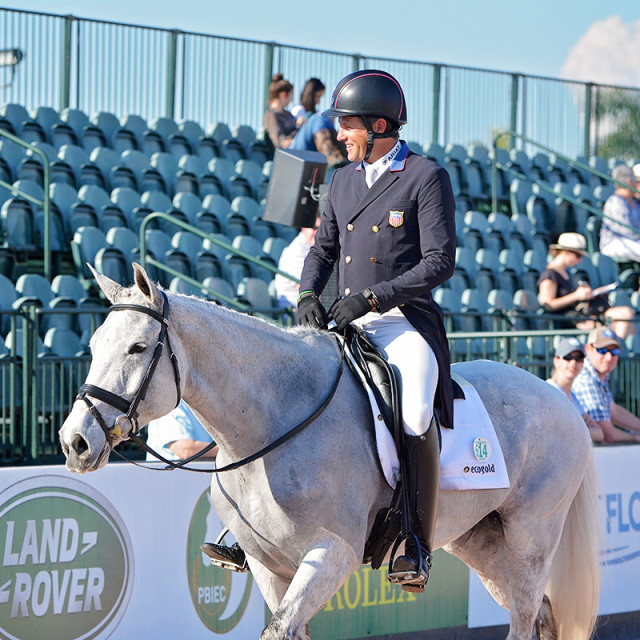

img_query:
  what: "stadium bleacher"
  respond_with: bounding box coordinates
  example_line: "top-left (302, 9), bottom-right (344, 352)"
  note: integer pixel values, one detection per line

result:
top-left (3, 96), bottom-right (640, 468)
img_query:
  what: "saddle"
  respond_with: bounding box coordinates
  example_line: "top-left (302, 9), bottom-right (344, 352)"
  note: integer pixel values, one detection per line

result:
top-left (342, 325), bottom-right (464, 570)
top-left (341, 325), bottom-right (409, 569)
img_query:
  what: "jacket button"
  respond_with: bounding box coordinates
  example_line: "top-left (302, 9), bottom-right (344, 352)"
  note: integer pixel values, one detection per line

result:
top-left (347, 223), bottom-right (354, 231)
top-left (370, 257), bottom-right (378, 263)
top-left (372, 225), bottom-right (379, 232)
top-left (345, 256), bottom-right (352, 264)
top-left (345, 288), bottom-right (351, 296)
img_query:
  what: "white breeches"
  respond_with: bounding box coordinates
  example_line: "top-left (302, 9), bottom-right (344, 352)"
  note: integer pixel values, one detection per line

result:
top-left (353, 310), bottom-right (438, 436)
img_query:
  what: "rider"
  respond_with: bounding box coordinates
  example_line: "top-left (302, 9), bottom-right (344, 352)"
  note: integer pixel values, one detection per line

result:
top-left (203, 70), bottom-right (456, 593)
top-left (296, 69), bottom-right (456, 593)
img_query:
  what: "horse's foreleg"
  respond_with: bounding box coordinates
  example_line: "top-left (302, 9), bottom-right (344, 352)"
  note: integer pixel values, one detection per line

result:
top-left (259, 530), bottom-right (360, 640)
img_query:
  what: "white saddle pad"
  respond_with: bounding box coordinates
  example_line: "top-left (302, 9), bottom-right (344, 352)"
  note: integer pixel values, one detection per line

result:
top-left (367, 373), bottom-right (510, 491)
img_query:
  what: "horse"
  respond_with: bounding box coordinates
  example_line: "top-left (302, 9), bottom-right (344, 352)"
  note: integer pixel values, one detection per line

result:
top-left (59, 264), bottom-right (601, 640)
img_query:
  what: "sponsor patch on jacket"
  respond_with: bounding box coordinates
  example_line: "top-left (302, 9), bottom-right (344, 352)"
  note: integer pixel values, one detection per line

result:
top-left (389, 210), bottom-right (404, 227)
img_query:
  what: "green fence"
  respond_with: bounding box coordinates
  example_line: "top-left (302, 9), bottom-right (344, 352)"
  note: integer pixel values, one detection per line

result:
top-left (2, 6), bottom-right (640, 158)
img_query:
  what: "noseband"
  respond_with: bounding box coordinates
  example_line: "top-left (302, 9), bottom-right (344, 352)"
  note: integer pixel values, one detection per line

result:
top-left (75, 290), bottom-right (181, 446)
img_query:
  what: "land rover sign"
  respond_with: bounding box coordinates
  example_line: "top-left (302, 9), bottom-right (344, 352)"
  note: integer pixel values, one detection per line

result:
top-left (0, 476), bottom-right (133, 640)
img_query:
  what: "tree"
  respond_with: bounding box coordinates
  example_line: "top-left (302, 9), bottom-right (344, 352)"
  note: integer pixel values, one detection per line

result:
top-left (595, 88), bottom-right (640, 161)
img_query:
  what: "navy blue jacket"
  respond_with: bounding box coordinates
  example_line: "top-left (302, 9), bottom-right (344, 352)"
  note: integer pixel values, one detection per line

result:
top-left (300, 141), bottom-right (457, 429)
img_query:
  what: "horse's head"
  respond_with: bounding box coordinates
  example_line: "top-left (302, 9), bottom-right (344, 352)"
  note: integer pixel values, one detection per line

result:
top-left (59, 263), bottom-right (182, 473)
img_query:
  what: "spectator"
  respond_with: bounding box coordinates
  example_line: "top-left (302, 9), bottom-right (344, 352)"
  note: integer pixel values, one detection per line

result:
top-left (145, 401), bottom-right (218, 461)
top-left (263, 73), bottom-right (298, 149)
top-left (274, 217), bottom-right (320, 309)
top-left (291, 77), bottom-right (325, 127)
top-left (546, 337), bottom-right (604, 443)
top-left (600, 164), bottom-right (640, 265)
top-left (633, 163), bottom-right (640, 205)
top-left (537, 232), bottom-right (635, 340)
top-left (572, 326), bottom-right (640, 443)
top-left (289, 113), bottom-right (347, 175)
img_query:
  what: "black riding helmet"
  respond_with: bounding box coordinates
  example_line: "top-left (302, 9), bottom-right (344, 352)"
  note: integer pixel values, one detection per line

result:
top-left (322, 69), bottom-right (407, 161)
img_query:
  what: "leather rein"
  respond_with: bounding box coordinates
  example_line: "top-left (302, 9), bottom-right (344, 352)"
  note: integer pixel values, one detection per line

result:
top-left (74, 292), bottom-right (345, 473)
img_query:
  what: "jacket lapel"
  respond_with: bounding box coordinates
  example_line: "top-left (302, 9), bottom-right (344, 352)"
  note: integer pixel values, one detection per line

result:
top-left (348, 156), bottom-right (407, 224)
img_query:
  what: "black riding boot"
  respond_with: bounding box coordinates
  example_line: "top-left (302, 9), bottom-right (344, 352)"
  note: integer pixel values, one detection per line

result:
top-left (387, 421), bottom-right (440, 593)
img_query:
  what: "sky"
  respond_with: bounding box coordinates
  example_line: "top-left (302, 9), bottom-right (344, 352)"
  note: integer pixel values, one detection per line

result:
top-left (8, 0), bottom-right (640, 88)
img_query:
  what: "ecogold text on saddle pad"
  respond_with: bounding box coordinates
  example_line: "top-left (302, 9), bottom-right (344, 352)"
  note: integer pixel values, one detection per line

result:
top-left (370, 373), bottom-right (510, 490)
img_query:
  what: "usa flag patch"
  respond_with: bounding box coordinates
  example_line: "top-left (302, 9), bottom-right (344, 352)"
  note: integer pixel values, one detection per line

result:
top-left (389, 210), bottom-right (404, 228)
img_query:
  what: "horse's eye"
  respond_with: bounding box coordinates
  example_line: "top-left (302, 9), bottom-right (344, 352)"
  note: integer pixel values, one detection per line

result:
top-left (129, 343), bottom-right (147, 354)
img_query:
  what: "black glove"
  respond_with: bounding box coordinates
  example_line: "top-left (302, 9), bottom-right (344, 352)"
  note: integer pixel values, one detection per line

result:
top-left (297, 294), bottom-right (329, 329)
top-left (329, 293), bottom-right (372, 331)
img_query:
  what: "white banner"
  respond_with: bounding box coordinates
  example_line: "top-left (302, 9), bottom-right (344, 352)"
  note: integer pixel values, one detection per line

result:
top-left (0, 463), bottom-right (265, 640)
top-left (468, 445), bottom-right (640, 627)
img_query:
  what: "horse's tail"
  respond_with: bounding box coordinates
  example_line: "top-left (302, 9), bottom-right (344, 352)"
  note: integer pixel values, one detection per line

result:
top-left (547, 451), bottom-right (601, 640)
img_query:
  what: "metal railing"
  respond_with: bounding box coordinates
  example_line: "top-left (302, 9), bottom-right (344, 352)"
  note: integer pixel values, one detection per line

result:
top-left (138, 211), bottom-right (298, 324)
top-left (2, 7), bottom-right (640, 157)
top-left (2, 306), bottom-right (639, 466)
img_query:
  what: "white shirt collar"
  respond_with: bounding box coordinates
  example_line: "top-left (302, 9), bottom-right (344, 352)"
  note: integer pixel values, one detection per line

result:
top-left (362, 140), bottom-right (402, 188)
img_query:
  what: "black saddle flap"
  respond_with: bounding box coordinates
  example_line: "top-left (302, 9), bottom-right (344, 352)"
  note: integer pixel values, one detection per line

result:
top-left (344, 324), bottom-right (403, 443)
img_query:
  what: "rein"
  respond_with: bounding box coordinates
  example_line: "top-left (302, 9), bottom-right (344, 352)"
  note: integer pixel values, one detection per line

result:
top-left (75, 292), bottom-right (345, 473)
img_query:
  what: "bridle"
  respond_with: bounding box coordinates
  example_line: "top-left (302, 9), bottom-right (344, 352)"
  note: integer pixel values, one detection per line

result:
top-left (75, 290), bottom-right (182, 446)
top-left (73, 290), bottom-right (346, 473)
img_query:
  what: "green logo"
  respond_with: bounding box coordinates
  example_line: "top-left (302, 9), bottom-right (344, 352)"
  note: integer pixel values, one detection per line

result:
top-left (473, 437), bottom-right (491, 462)
top-left (0, 475), bottom-right (133, 640)
top-left (186, 490), bottom-right (253, 633)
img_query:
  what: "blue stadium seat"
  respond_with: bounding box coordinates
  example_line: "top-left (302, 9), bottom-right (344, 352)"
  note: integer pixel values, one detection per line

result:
top-left (106, 226), bottom-right (139, 263)
top-left (172, 192), bottom-right (202, 225)
top-left (15, 273), bottom-right (54, 307)
top-left (179, 120), bottom-right (219, 162)
top-left (31, 106), bottom-right (62, 146)
top-left (51, 274), bottom-right (89, 302)
top-left (150, 116), bottom-right (192, 159)
top-left (172, 231), bottom-right (203, 270)
top-left (168, 277), bottom-right (204, 297)
top-left (120, 114), bottom-right (165, 155)
top-left (0, 186), bottom-right (37, 251)
top-left (0, 274), bottom-right (17, 336)
top-left (0, 103), bottom-right (46, 143)
top-left (91, 111), bottom-right (138, 153)
top-left (90, 146), bottom-right (135, 191)
top-left (111, 186), bottom-right (142, 227)
top-left (201, 276), bottom-right (235, 306)
top-left (202, 193), bottom-right (232, 217)
top-left (95, 246), bottom-right (131, 285)
top-left (236, 277), bottom-right (277, 316)
top-left (58, 144), bottom-right (104, 188)
top-left (61, 107), bottom-right (107, 153)
top-left (0, 139), bottom-right (26, 182)
top-left (44, 327), bottom-right (84, 357)
top-left (194, 251), bottom-right (224, 281)
top-left (71, 226), bottom-right (108, 278)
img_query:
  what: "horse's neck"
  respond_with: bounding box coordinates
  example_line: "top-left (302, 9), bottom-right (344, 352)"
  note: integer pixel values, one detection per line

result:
top-left (169, 294), bottom-right (340, 457)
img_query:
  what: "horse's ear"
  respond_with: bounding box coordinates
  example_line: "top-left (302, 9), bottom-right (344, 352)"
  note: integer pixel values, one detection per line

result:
top-left (132, 263), bottom-right (163, 306)
top-left (88, 263), bottom-right (122, 304)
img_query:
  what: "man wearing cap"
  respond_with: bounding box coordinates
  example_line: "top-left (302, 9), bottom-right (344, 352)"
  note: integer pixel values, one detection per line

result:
top-left (572, 327), bottom-right (640, 443)
top-left (546, 337), bottom-right (604, 442)
top-left (600, 164), bottom-right (640, 266)
top-left (297, 70), bottom-right (456, 593)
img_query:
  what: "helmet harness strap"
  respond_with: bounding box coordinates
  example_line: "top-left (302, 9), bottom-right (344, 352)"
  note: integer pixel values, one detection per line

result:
top-left (361, 116), bottom-right (398, 163)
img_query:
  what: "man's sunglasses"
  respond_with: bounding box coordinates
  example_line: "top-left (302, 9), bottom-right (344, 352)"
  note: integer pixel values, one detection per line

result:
top-left (595, 347), bottom-right (620, 356)
top-left (563, 353), bottom-right (585, 362)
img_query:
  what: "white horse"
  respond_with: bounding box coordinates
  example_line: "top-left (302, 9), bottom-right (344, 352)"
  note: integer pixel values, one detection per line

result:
top-left (59, 265), bottom-right (601, 640)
